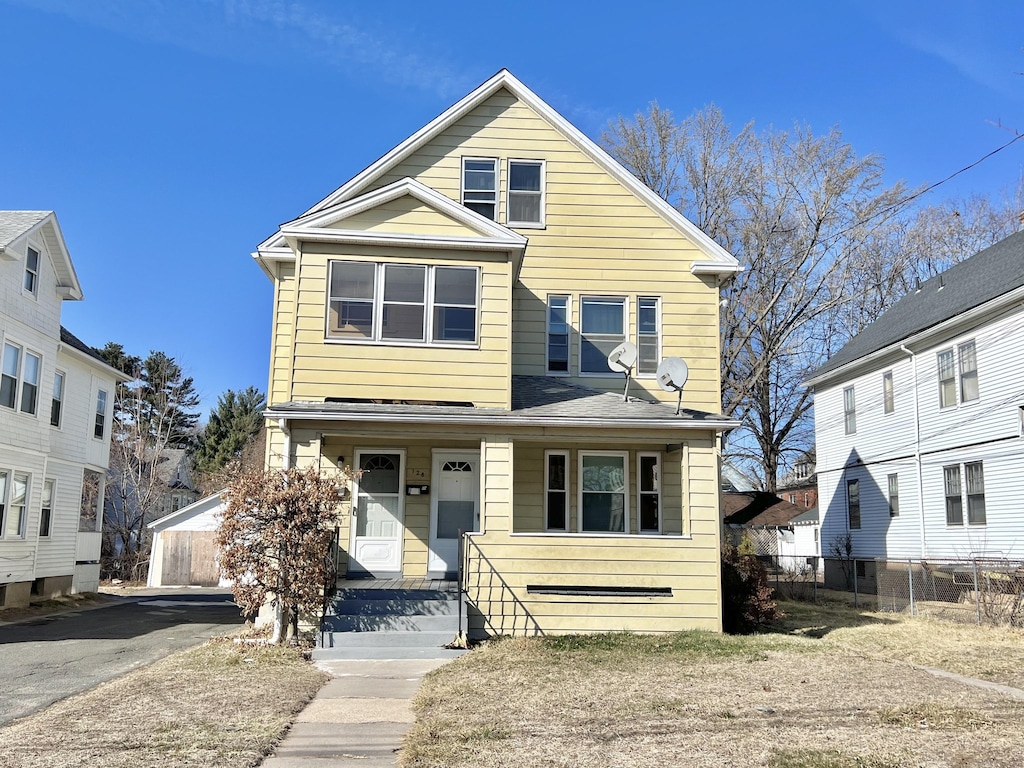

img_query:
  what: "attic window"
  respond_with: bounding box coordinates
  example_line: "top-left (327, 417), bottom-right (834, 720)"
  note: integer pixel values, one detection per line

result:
top-left (507, 160), bottom-right (544, 226)
top-left (462, 158), bottom-right (497, 220)
top-left (24, 246), bottom-right (39, 295)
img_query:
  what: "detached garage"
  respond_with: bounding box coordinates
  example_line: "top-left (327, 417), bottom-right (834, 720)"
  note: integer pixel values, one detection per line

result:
top-left (147, 492), bottom-right (230, 587)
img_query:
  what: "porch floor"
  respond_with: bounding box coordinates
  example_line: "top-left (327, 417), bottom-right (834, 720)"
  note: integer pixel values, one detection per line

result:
top-left (335, 577), bottom-right (459, 593)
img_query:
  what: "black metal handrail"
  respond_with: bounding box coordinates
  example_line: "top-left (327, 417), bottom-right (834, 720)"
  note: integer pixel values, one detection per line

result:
top-left (460, 530), bottom-right (542, 637)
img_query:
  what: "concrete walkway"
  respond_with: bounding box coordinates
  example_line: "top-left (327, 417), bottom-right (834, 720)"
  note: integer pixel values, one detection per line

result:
top-left (261, 657), bottom-right (453, 767)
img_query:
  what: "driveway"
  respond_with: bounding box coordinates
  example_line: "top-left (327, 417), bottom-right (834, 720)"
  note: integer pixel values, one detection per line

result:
top-left (0, 589), bottom-right (244, 726)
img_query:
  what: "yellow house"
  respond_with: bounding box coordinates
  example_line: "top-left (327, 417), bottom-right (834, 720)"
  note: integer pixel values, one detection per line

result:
top-left (254, 70), bottom-right (740, 636)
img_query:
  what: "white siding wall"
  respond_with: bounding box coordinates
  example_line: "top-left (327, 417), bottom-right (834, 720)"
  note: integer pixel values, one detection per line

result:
top-left (816, 305), bottom-right (1024, 561)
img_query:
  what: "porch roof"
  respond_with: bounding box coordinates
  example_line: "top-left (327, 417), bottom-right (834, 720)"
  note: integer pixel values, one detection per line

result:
top-left (266, 376), bottom-right (737, 431)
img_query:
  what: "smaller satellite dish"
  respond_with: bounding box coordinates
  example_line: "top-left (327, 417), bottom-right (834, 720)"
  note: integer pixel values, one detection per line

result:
top-left (607, 341), bottom-right (638, 374)
top-left (656, 357), bottom-right (689, 392)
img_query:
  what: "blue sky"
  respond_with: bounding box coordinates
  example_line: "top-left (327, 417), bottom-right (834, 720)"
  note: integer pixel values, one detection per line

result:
top-left (3, 0), bottom-right (1023, 419)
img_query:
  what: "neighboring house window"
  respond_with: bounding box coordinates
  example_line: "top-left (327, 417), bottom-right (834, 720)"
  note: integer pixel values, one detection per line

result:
top-left (94, 390), bottom-right (107, 439)
top-left (882, 370), bottom-right (894, 414)
top-left (544, 450), bottom-right (569, 531)
top-left (546, 295), bottom-right (570, 374)
top-left (1, 343), bottom-right (21, 410)
top-left (636, 297), bottom-right (660, 375)
top-left (846, 479), bottom-right (860, 530)
top-left (25, 246), bottom-right (40, 294)
top-left (80, 469), bottom-right (102, 532)
top-left (40, 478), bottom-right (55, 538)
top-left (944, 465), bottom-right (963, 525)
top-left (579, 452), bottom-right (627, 533)
top-left (887, 474), bottom-right (899, 517)
top-left (803, 492), bottom-right (810, 507)
top-left (637, 453), bottom-right (661, 533)
top-left (462, 157), bottom-right (497, 220)
top-left (937, 348), bottom-right (956, 408)
top-left (327, 261), bottom-right (479, 345)
top-left (580, 297), bottom-right (626, 374)
top-left (1, 472), bottom-right (29, 539)
top-left (51, 371), bottom-right (65, 427)
top-left (958, 340), bottom-right (979, 403)
top-left (0, 343), bottom-right (40, 415)
top-left (788, 493), bottom-right (795, 504)
top-left (507, 159), bottom-right (544, 226)
top-left (965, 461), bottom-right (986, 525)
top-left (20, 351), bottom-right (40, 415)
top-left (843, 386), bottom-right (856, 435)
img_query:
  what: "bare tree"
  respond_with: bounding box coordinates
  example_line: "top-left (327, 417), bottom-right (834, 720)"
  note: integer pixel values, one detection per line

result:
top-left (217, 466), bottom-right (349, 643)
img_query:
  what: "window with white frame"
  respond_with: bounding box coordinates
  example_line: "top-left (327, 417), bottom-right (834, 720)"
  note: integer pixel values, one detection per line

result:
top-left (882, 370), bottom-right (894, 414)
top-left (887, 473), bottom-right (899, 517)
top-left (1, 471), bottom-right (29, 539)
top-left (937, 348), bottom-right (956, 408)
top-left (544, 450), bottom-right (569, 531)
top-left (636, 297), bottom-right (660, 375)
top-left (965, 461), bottom-right (986, 525)
top-left (462, 158), bottom-right (497, 220)
top-left (579, 452), bottom-right (627, 533)
top-left (958, 340), bottom-right (979, 403)
top-left (327, 261), bottom-right (478, 345)
top-left (1, 343), bottom-right (21, 410)
top-left (20, 351), bottom-right (40, 415)
top-left (843, 386), bottom-right (856, 435)
top-left (546, 295), bottom-right (570, 374)
top-left (580, 297), bottom-right (626, 374)
top-left (637, 453), bottom-right (661, 533)
top-left (846, 478), bottom-right (860, 530)
top-left (939, 341), bottom-right (979, 408)
top-left (507, 160), bottom-right (544, 226)
top-left (40, 478), bottom-right (54, 537)
top-left (25, 246), bottom-right (40, 295)
top-left (94, 390), bottom-right (107, 439)
top-left (1, 343), bottom-right (40, 415)
top-left (80, 469), bottom-right (102, 532)
top-left (51, 371), bottom-right (65, 427)
top-left (944, 465), bottom-right (963, 525)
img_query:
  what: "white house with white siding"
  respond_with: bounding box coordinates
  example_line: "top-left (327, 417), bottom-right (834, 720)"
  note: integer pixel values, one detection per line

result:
top-left (806, 229), bottom-right (1024, 587)
top-left (0, 211), bottom-right (125, 607)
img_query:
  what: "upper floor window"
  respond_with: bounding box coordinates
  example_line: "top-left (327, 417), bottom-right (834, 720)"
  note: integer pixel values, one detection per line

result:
top-left (882, 370), bottom-right (894, 414)
top-left (580, 296), bottom-right (626, 374)
top-left (636, 297), bottom-right (660, 375)
top-left (843, 386), bottom-right (856, 435)
top-left (462, 158), bottom-right (497, 220)
top-left (938, 340), bottom-right (978, 408)
top-left (1, 343), bottom-right (41, 415)
top-left (507, 160), bottom-right (544, 226)
top-left (546, 295), bottom-right (570, 374)
top-left (327, 261), bottom-right (478, 345)
top-left (51, 371), bottom-right (65, 427)
top-left (94, 389), bottom-right (108, 439)
top-left (25, 246), bottom-right (40, 295)
top-left (887, 473), bottom-right (899, 517)
top-left (846, 478), bottom-right (860, 530)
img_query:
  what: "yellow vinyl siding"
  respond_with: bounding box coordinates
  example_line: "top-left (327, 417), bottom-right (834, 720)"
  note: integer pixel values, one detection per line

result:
top-left (332, 195), bottom-right (484, 238)
top-left (366, 88), bottom-right (723, 413)
top-left (268, 262), bottom-right (297, 406)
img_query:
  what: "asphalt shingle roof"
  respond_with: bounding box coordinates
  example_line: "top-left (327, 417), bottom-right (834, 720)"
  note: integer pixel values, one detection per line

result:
top-left (0, 211), bottom-right (50, 248)
top-left (722, 492), bottom-right (805, 527)
top-left (810, 229), bottom-right (1024, 382)
top-left (60, 326), bottom-right (110, 366)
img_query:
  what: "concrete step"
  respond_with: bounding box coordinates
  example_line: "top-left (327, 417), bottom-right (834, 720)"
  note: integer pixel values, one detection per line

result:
top-left (328, 597), bottom-right (460, 617)
top-left (322, 613), bottom-right (459, 633)
top-left (320, 629), bottom-right (457, 649)
top-left (312, 645), bottom-right (468, 661)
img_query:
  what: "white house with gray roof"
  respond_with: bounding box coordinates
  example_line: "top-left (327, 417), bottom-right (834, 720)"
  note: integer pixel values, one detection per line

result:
top-left (0, 211), bottom-right (126, 608)
top-left (805, 229), bottom-right (1024, 586)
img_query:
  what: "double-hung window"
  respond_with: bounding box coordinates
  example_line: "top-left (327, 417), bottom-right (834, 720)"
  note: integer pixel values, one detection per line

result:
top-left (843, 386), bottom-right (856, 435)
top-left (507, 160), bottom-right (543, 226)
top-left (80, 469), bottom-right (102, 532)
top-left (580, 297), bottom-right (626, 374)
top-left (544, 451), bottom-right (569, 531)
top-left (637, 297), bottom-right (660, 375)
top-left (944, 465), bottom-right (963, 525)
top-left (846, 478), bottom-right (860, 530)
top-left (327, 262), bottom-right (479, 345)
top-left (40, 478), bottom-right (55, 537)
top-left (546, 295), bottom-right (570, 374)
top-left (1, 471), bottom-right (29, 539)
top-left (887, 473), bottom-right (899, 517)
top-left (965, 461), bottom-right (986, 525)
top-left (938, 341), bottom-right (979, 408)
top-left (637, 453), bottom-right (661, 533)
top-left (20, 351), bottom-right (40, 415)
top-left (94, 390), bottom-right (107, 439)
top-left (1, 343), bottom-right (21, 410)
top-left (25, 246), bottom-right (40, 295)
top-left (1, 343), bottom-right (41, 415)
top-left (462, 158), bottom-right (497, 220)
top-left (51, 371), bottom-right (65, 427)
top-left (938, 349), bottom-right (956, 408)
top-left (958, 341), bottom-right (979, 402)
top-left (882, 370), bottom-right (894, 414)
top-left (579, 452), bottom-right (628, 533)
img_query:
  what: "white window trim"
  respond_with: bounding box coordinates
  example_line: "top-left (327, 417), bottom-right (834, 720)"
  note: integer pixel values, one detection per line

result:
top-left (882, 370), bottom-right (894, 415)
top-left (506, 158), bottom-right (546, 229)
top-left (635, 296), bottom-right (662, 378)
top-left (51, 370), bottom-right (66, 429)
top-left (578, 296), bottom-right (627, 377)
top-left (545, 294), bottom-right (571, 376)
top-left (325, 261), bottom-right (481, 348)
top-left (637, 452), bottom-right (662, 534)
top-left (544, 449), bottom-right (570, 532)
top-left (461, 156), bottom-right (498, 220)
top-left (1, 339), bottom-right (43, 418)
top-left (1, 470), bottom-right (31, 540)
top-left (40, 477), bottom-right (55, 538)
top-left (23, 242), bottom-right (41, 298)
top-left (577, 450), bottom-right (630, 534)
top-left (93, 388), bottom-right (108, 441)
top-left (843, 386), bottom-right (856, 435)
top-left (958, 340), bottom-right (979, 404)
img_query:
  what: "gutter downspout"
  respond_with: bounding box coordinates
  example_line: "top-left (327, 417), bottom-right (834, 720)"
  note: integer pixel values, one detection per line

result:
top-left (278, 418), bottom-right (292, 471)
top-left (900, 344), bottom-right (926, 559)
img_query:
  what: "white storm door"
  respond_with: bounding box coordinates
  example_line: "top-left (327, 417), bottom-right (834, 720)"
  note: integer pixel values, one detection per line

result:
top-left (348, 451), bottom-right (404, 575)
top-left (428, 451), bottom-right (480, 575)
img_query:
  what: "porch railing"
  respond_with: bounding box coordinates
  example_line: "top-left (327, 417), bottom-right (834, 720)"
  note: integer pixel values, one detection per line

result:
top-left (460, 531), bottom-right (543, 637)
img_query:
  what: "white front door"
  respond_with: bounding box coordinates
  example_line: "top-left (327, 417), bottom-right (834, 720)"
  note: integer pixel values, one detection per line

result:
top-left (428, 451), bottom-right (480, 575)
top-left (348, 450), bottom-right (404, 575)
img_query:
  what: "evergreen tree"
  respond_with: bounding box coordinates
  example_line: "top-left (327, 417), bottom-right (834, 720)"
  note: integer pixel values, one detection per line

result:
top-left (193, 387), bottom-right (267, 477)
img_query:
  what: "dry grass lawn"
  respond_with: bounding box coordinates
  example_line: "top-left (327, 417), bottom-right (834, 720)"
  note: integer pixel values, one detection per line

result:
top-left (0, 639), bottom-right (328, 768)
top-left (403, 600), bottom-right (1024, 768)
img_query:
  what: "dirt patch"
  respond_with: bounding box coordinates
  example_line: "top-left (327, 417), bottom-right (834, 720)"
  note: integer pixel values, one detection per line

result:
top-left (0, 592), bottom-right (110, 624)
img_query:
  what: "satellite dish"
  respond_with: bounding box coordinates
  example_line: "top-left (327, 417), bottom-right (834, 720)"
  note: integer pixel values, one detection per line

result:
top-left (656, 357), bottom-right (689, 414)
top-left (607, 341), bottom-right (638, 374)
top-left (607, 341), bottom-right (638, 401)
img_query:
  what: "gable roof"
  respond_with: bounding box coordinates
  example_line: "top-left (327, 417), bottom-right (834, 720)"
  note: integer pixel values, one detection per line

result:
top-left (0, 210), bottom-right (83, 300)
top-left (807, 229), bottom-right (1024, 386)
top-left (258, 70), bottom-right (739, 277)
top-left (722, 491), bottom-right (805, 528)
top-left (148, 490), bottom-right (226, 531)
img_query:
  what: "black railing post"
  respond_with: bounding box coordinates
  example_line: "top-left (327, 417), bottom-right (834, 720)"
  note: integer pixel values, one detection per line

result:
top-left (457, 528), bottom-right (464, 641)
